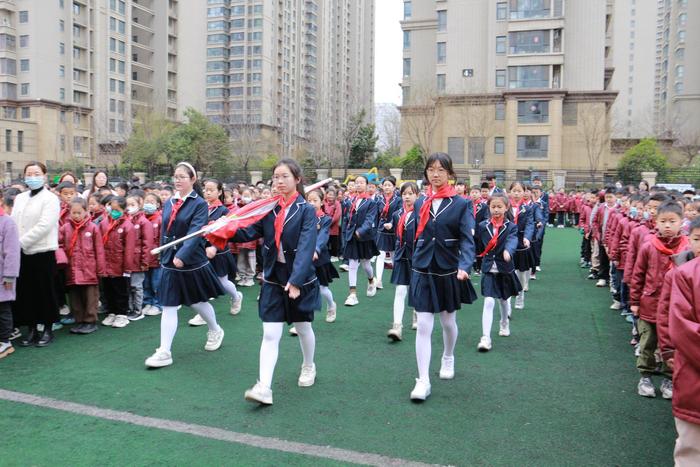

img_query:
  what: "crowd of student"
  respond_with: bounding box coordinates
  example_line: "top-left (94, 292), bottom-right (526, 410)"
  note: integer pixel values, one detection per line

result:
top-left (0, 157), bottom-right (698, 464)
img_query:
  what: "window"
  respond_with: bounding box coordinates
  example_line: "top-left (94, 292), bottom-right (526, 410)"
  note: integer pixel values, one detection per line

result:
top-left (60, 0), bottom-right (64, 7)
top-left (109, 119), bottom-right (116, 132)
top-left (19, 35), bottom-right (28, 48)
top-left (437, 42), bottom-right (446, 64)
top-left (468, 137), bottom-right (486, 165)
top-left (447, 137), bottom-right (465, 164)
top-left (73, 3), bottom-right (81, 15)
top-left (509, 30), bottom-right (550, 54)
top-left (73, 69), bottom-right (81, 81)
top-left (517, 135), bottom-right (548, 159)
top-left (509, 0), bottom-right (550, 20)
top-left (231, 5), bottom-right (245, 15)
top-left (678, 13), bottom-right (687, 27)
top-left (517, 100), bottom-right (549, 123)
top-left (247, 32), bottom-right (262, 41)
top-left (437, 11), bottom-right (447, 32)
top-left (19, 59), bottom-right (29, 72)
top-left (74, 136), bottom-right (82, 152)
top-left (59, 20), bottom-right (65, 32)
top-left (403, 31), bottom-right (411, 49)
top-left (20, 83), bottom-right (29, 95)
top-left (402, 86), bottom-right (410, 105)
top-left (19, 11), bottom-right (28, 23)
top-left (676, 65), bottom-right (684, 79)
top-left (0, 34), bottom-right (15, 51)
top-left (675, 82), bottom-right (684, 94)
top-left (494, 137), bottom-right (505, 155)
top-left (508, 65), bottom-right (549, 88)
top-left (678, 30), bottom-right (686, 42)
top-left (21, 107), bottom-right (30, 119)
top-left (495, 102), bottom-right (505, 120)
top-left (497, 2), bottom-right (508, 20)
top-left (404, 1), bottom-right (412, 19)
top-left (4, 107), bottom-right (16, 119)
top-left (676, 48), bottom-right (684, 59)
top-left (59, 42), bottom-right (65, 54)
top-left (5, 130), bottom-right (10, 152)
top-left (59, 88), bottom-right (65, 101)
top-left (0, 83), bottom-right (16, 99)
top-left (495, 69), bottom-right (506, 88)
top-left (496, 36), bottom-right (506, 54)
top-left (403, 58), bottom-right (411, 77)
top-left (0, 58), bottom-right (16, 75)
top-left (17, 130), bottom-right (23, 152)
top-left (437, 74), bottom-right (446, 93)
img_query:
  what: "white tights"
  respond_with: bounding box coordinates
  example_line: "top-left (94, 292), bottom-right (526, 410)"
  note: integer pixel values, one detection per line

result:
top-left (160, 302), bottom-right (219, 352)
top-left (218, 275), bottom-right (239, 299)
top-left (516, 270), bottom-right (528, 303)
top-left (259, 321), bottom-right (315, 389)
top-left (375, 251), bottom-right (394, 284)
top-left (393, 285), bottom-right (408, 324)
top-left (348, 259), bottom-right (374, 289)
top-left (482, 297), bottom-right (510, 338)
top-left (415, 311), bottom-right (458, 383)
top-left (319, 285), bottom-right (334, 308)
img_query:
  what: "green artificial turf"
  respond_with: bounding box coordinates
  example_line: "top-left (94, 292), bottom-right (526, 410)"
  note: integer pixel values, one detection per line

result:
top-left (0, 229), bottom-right (675, 466)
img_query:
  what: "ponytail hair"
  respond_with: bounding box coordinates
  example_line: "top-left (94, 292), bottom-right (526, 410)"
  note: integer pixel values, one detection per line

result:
top-left (272, 158), bottom-right (306, 199)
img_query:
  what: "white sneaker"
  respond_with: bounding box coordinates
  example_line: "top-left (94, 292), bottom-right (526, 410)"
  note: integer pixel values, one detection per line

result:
top-left (499, 320), bottom-right (510, 337)
top-left (439, 356), bottom-right (455, 380)
top-left (59, 304), bottom-right (70, 316)
top-left (610, 300), bottom-right (621, 310)
top-left (230, 291), bottom-right (243, 315)
top-left (536, 266), bottom-right (541, 272)
top-left (366, 280), bottom-right (377, 297)
top-left (477, 336), bottom-right (492, 352)
top-left (288, 326), bottom-right (298, 336)
top-left (101, 314), bottom-right (116, 326)
top-left (530, 274), bottom-right (537, 281)
top-left (339, 264), bottom-right (349, 272)
top-left (204, 327), bottom-right (224, 351)
top-left (596, 279), bottom-right (607, 287)
top-left (143, 306), bottom-right (162, 316)
top-left (344, 293), bottom-right (359, 306)
top-left (410, 378), bottom-right (431, 401)
top-left (330, 256), bottom-right (339, 263)
top-left (298, 363), bottom-right (316, 387)
top-left (637, 377), bottom-right (656, 398)
top-left (188, 314), bottom-right (207, 326)
top-left (515, 295), bottom-right (524, 310)
top-left (112, 315), bottom-right (130, 328)
top-left (244, 381), bottom-right (273, 405)
top-left (411, 311), bottom-right (418, 330)
top-left (387, 323), bottom-right (402, 341)
top-left (145, 348), bottom-right (173, 368)
top-left (325, 303), bottom-right (337, 323)
top-left (660, 378), bottom-right (673, 400)
top-left (375, 281), bottom-right (383, 290)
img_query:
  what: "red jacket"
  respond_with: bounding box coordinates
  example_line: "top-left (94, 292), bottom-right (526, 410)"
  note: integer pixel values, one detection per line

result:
top-left (573, 195), bottom-right (583, 214)
top-left (603, 210), bottom-right (621, 248)
top-left (58, 202), bottom-right (72, 227)
top-left (656, 250), bottom-right (695, 365)
top-left (623, 221), bottom-right (653, 282)
top-left (144, 212), bottom-right (162, 269)
top-left (616, 217), bottom-right (638, 268)
top-left (99, 217), bottom-right (137, 277)
top-left (553, 193), bottom-right (568, 212)
top-left (129, 211), bottom-right (154, 272)
top-left (578, 203), bottom-right (593, 235)
top-left (324, 200), bottom-right (342, 236)
top-left (629, 234), bottom-right (688, 323)
top-left (669, 257), bottom-right (700, 425)
top-left (592, 203), bottom-right (616, 242)
top-left (58, 219), bottom-right (106, 286)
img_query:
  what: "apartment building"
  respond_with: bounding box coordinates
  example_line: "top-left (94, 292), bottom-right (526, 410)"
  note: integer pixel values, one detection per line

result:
top-left (399, 0), bottom-right (619, 182)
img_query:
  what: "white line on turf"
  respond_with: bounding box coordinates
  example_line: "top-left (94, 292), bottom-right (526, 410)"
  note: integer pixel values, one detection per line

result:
top-left (0, 389), bottom-right (444, 467)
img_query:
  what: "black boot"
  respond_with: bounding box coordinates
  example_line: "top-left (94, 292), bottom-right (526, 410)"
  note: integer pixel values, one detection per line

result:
top-left (36, 328), bottom-right (54, 347)
top-left (18, 326), bottom-right (39, 347)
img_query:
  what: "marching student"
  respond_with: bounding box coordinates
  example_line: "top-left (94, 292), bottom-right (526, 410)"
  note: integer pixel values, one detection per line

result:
top-left (475, 193), bottom-right (520, 351)
top-left (307, 189), bottom-right (338, 323)
top-left (144, 162), bottom-right (225, 369)
top-left (342, 175), bottom-right (379, 306)
top-left (141, 192), bottom-right (163, 316)
top-left (99, 196), bottom-right (137, 329)
top-left (375, 176), bottom-right (400, 289)
top-left (509, 182), bottom-right (534, 309)
top-left (58, 197), bottom-right (106, 334)
top-left (324, 188), bottom-right (342, 262)
top-left (206, 159), bottom-right (319, 406)
top-left (553, 188), bottom-right (568, 228)
top-left (408, 153), bottom-right (477, 401)
top-left (469, 185), bottom-right (490, 275)
top-left (530, 185), bottom-right (547, 278)
top-left (387, 182), bottom-right (418, 341)
top-left (0, 190), bottom-right (20, 358)
top-left (235, 188), bottom-right (258, 287)
top-left (125, 191), bottom-right (153, 322)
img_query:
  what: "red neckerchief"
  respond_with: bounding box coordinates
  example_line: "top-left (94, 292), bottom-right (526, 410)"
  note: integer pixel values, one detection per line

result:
top-left (146, 212), bottom-right (160, 223)
top-left (511, 199), bottom-right (525, 224)
top-left (381, 194), bottom-right (393, 219)
top-left (479, 217), bottom-right (505, 258)
top-left (415, 184), bottom-right (457, 241)
top-left (0, 206), bottom-right (4, 216)
top-left (274, 192), bottom-right (299, 251)
top-left (315, 209), bottom-right (325, 218)
top-left (473, 202), bottom-right (479, 218)
top-left (349, 192), bottom-right (371, 221)
top-left (102, 217), bottom-right (124, 245)
top-left (166, 198), bottom-right (184, 233)
top-left (208, 199), bottom-right (223, 215)
top-left (68, 217), bottom-right (91, 257)
top-left (651, 234), bottom-right (689, 271)
top-left (396, 204), bottom-right (414, 242)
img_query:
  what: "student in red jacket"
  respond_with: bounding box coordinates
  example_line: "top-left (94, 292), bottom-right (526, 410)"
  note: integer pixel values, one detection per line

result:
top-left (629, 201), bottom-right (688, 399)
top-left (578, 191), bottom-right (594, 268)
top-left (58, 197), bottom-right (106, 334)
top-left (591, 188), bottom-right (618, 287)
top-left (99, 196), bottom-right (137, 329)
top-left (668, 219), bottom-right (700, 465)
top-left (623, 193), bottom-right (668, 284)
top-left (611, 195), bottom-right (644, 317)
top-left (56, 181), bottom-right (77, 227)
top-left (126, 191), bottom-right (153, 322)
top-left (141, 193), bottom-right (163, 316)
top-left (324, 188), bottom-right (342, 261)
top-left (553, 189), bottom-right (568, 228)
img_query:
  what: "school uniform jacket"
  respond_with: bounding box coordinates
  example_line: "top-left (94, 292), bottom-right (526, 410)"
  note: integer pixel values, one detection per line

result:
top-left (314, 214), bottom-right (332, 266)
top-left (206, 204), bottom-right (233, 254)
top-left (324, 200), bottom-right (342, 236)
top-left (656, 251), bottom-right (694, 363)
top-left (530, 200), bottom-right (547, 242)
top-left (130, 211), bottom-right (154, 272)
top-left (376, 194), bottom-right (401, 231)
top-left (232, 194), bottom-right (317, 288)
top-left (473, 201), bottom-right (490, 227)
top-left (59, 220), bottom-right (106, 285)
top-left (512, 204), bottom-right (535, 247)
top-left (144, 212), bottom-right (162, 269)
top-left (553, 193), bottom-right (568, 212)
top-left (623, 221), bottom-right (653, 282)
top-left (392, 209), bottom-right (415, 262)
top-left (342, 196), bottom-right (378, 244)
top-left (410, 195), bottom-right (475, 273)
top-left (160, 191), bottom-right (210, 269)
top-left (476, 219), bottom-right (518, 274)
top-left (99, 216), bottom-right (137, 277)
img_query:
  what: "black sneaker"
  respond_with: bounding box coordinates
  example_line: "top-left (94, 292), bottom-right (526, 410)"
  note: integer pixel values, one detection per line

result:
top-left (9, 328), bottom-right (21, 340)
top-left (80, 323), bottom-right (98, 334)
top-left (127, 311), bottom-right (144, 321)
top-left (70, 324), bottom-right (86, 334)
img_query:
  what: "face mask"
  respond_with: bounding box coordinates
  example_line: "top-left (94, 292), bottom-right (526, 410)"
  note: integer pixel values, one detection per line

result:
top-left (242, 197), bottom-right (252, 204)
top-left (25, 176), bottom-right (45, 190)
top-left (144, 203), bottom-right (157, 215)
top-left (110, 210), bottom-right (123, 220)
top-left (629, 207), bottom-right (638, 218)
top-left (126, 206), bottom-right (139, 215)
top-left (643, 211), bottom-right (650, 220)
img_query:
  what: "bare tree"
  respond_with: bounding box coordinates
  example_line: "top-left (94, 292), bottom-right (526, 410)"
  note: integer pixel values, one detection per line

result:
top-left (228, 119), bottom-right (264, 173)
top-left (339, 109), bottom-right (367, 178)
top-left (667, 109), bottom-right (700, 167)
top-left (376, 103), bottom-right (401, 155)
top-left (459, 103), bottom-right (494, 166)
top-left (579, 103), bottom-right (613, 182)
top-left (401, 86), bottom-right (440, 160)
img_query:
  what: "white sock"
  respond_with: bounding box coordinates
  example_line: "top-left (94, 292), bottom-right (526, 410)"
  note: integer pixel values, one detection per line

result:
top-left (190, 301), bottom-right (220, 332)
top-left (524, 270), bottom-right (531, 290)
top-left (159, 306), bottom-right (179, 352)
top-left (482, 297), bottom-right (495, 338)
top-left (439, 311), bottom-right (458, 358)
top-left (361, 259), bottom-right (374, 280)
top-left (376, 251), bottom-right (386, 283)
top-left (415, 312), bottom-right (434, 383)
top-left (348, 259), bottom-right (359, 288)
top-left (320, 285), bottom-right (334, 308)
top-left (499, 299), bottom-right (510, 324)
top-left (218, 275), bottom-right (239, 299)
top-left (393, 285), bottom-right (408, 324)
top-left (293, 321), bottom-right (315, 366)
top-left (259, 322), bottom-right (283, 388)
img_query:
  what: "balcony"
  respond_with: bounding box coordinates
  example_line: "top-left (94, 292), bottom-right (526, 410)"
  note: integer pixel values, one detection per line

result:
top-left (132, 0), bottom-right (154, 15)
top-left (0, 0), bottom-right (16, 11)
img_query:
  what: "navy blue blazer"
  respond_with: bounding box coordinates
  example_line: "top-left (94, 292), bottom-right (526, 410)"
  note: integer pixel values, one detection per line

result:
top-left (376, 194), bottom-right (401, 232)
top-left (474, 201), bottom-right (490, 226)
top-left (512, 203), bottom-right (535, 248)
top-left (476, 219), bottom-right (518, 274)
top-left (232, 194), bottom-right (317, 287)
top-left (342, 197), bottom-right (378, 243)
top-left (392, 208), bottom-right (416, 262)
top-left (161, 192), bottom-right (209, 268)
top-left (314, 214), bottom-right (332, 266)
top-left (530, 200), bottom-right (547, 242)
top-left (410, 195), bottom-right (475, 272)
top-left (206, 204), bottom-right (231, 252)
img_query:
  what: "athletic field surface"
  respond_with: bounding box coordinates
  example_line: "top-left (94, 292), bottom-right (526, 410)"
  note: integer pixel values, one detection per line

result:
top-left (0, 229), bottom-right (675, 466)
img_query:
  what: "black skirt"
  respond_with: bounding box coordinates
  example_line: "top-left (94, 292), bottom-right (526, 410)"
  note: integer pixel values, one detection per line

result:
top-left (259, 263), bottom-right (320, 324)
top-left (210, 250), bottom-right (237, 277)
top-left (315, 262), bottom-right (339, 287)
top-left (376, 231), bottom-right (396, 252)
top-left (514, 247), bottom-right (535, 272)
top-left (409, 261), bottom-right (477, 313)
top-left (481, 271), bottom-right (522, 300)
top-left (13, 250), bottom-right (60, 326)
top-left (159, 262), bottom-right (225, 307)
top-left (344, 237), bottom-right (379, 260)
top-left (390, 258), bottom-right (412, 286)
